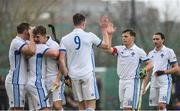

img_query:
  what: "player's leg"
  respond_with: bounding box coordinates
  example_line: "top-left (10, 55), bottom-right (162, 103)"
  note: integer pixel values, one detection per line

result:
top-left (78, 100), bottom-right (86, 110)
top-left (71, 79), bottom-right (84, 109)
top-left (5, 81), bottom-right (26, 110)
top-left (52, 82), bottom-right (66, 110)
top-left (26, 91), bottom-right (36, 110)
top-left (123, 78), bottom-right (140, 110)
top-left (149, 87), bottom-right (159, 109)
top-left (26, 83), bottom-right (50, 110)
top-left (45, 76), bottom-right (64, 110)
top-left (119, 79), bottom-right (125, 109)
top-left (82, 74), bottom-right (99, 110)
top-left (158, 83), bottom-right (171, 111)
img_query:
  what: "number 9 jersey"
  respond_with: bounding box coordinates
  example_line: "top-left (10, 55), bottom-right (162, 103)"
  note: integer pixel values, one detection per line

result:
top-left (59, 28), bottom-right (102, 80)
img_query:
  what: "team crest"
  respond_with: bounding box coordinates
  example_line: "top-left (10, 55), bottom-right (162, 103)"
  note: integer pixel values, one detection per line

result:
top-left (160, 53), bottom-right (164, 58)
top-left (131, 52), bottom-right (135, 56)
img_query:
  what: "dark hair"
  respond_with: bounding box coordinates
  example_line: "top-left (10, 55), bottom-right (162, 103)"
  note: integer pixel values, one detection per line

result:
top-left (17, 23), bottom-right (29, 34)
top-left (154, 32), bottom-right (165, 40)
top-left (73, 13), bottom-right (85, 26)
top-left (122, 29), bottom-right (136, 37)
top-left (33, 25), bottom-right (46, 35)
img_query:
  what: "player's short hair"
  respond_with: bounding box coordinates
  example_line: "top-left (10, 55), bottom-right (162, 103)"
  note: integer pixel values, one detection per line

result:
top-left (73, 13), bottom-right (85, 26)
top-left (122, 29), bottom-right (136, 37)
top-left (154, 32), bottom-right (165, 40)
top-left (17, 22), bottom-right (30, 34)
top-left (33, 25), bottom-right (46, 36)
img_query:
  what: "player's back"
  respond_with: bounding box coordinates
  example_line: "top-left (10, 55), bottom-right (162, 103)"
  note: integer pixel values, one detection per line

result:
top-left (27, 44), bottom-right (49, 85)
top-left (60, 28), bottom-right (101, 80)
top-left (46, 36), bottom-right (59, 77)
top-left (6, 36), bottom-right (28, 84)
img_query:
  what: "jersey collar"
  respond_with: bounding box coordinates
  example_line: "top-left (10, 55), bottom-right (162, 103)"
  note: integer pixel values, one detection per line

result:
top-left (153, 45), bottom-right (166, 53)
top-left (73, 28), bottom-right (84, 32)
top-left (123, 44), bottom-right (136, 50)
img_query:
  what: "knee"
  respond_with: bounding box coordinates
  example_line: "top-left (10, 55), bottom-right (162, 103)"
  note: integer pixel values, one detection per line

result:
top-left (53, 101), bottom-right (63, 110)
top-left (159, 103), bottom-right (166, 110)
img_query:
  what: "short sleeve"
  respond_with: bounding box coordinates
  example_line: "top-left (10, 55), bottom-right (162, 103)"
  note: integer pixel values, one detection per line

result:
top-left (89, 32), bottom-right (102, 47)
top-left (59, 38), bottom-right (66, 52)
top-left (13, 39), bottom-right (27, 51)
top-left (139, 49), bottom-right (149, 62)
top-left (169, 49), bottom-right (177, 64)
top-left (38, 44), bottom-right (49, 54)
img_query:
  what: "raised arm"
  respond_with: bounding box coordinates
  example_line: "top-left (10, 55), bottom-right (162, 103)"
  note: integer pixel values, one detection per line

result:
top-left (99, 16), bottom-right (116, 53)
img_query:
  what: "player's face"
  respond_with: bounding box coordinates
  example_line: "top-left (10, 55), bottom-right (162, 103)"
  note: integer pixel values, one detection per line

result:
top-left (152, 35), bottom-right (164, 48)
top-left (122, 32), bottom-right (134, 46)
top-left (33, 34), bottom-right (41, 44)
top-left (24, 29), bottom-right (30, 40)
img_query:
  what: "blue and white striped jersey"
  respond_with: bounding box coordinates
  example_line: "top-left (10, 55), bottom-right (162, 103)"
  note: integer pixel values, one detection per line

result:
top-left (27, 44), bottom-right (49, 85)
top-left (6, 36), bottom-right (28, 84)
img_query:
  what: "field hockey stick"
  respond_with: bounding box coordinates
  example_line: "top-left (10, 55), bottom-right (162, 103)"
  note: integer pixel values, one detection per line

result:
top-left (138, 82), bottom-right (151, 111)
top-left (48, 24), bottom-right (60, 44)
top-left (44, 84), bottom-right (59, 101)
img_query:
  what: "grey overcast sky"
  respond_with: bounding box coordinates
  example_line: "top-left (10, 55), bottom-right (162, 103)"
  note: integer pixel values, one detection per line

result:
top-left (145, 0), bottom-right (180, 21)
top-left (102, 0), bottom-right (180, 21)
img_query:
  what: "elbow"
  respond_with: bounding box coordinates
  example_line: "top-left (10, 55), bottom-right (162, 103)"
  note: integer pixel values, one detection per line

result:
top-left (28, 50), bottom-right (36, 56)
top-left (53, 51), bottom-right (60, 58)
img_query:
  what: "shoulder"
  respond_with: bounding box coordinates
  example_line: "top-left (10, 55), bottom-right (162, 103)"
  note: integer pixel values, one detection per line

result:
top-left (47, 39), bottom-right (59, 47)
top-left (114, 45), bottom-right (123, 49)
top-left (37, 44), bottom-right (48, 49)
top-left (134, 45), bottom-right (145, 53)
top-left (164, 46), bottom-right (176, 56)
top-left (10, 37), bottom-right (27, 50)
top-left (148, 50), bottom-right (154, 55)
top-left (61, 31), bottom-right (75, 41)
top-left (164, 46), bottom-right (174, 52)
top-left (12, 37), bottom-right (25, 44)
